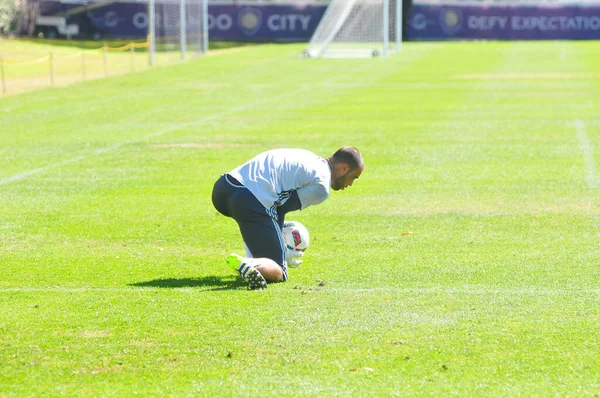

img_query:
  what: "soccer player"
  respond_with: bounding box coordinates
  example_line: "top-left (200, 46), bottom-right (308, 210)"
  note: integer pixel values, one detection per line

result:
top-left (211, 146), bottom-right (364, 290)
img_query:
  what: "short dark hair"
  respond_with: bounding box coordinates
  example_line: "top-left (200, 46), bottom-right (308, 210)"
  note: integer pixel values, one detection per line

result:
top-left (331, 146), bottom-right (363, 170)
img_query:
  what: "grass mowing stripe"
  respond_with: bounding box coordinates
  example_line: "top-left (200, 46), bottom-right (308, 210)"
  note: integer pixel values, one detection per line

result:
top-left (575, 118), bottom-right (600, 189)
top-left (2, 41), bottom-right (600, 396)
top-left (2, 287), bottom-right (600, 295)
top-left (0, 60), bottom-right (379, 187)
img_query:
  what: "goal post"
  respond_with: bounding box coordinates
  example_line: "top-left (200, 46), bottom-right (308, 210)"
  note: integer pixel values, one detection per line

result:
top-left (148, 0), bottom-right (209, 66)
top-left (304, 0), bottom-right (402, 58)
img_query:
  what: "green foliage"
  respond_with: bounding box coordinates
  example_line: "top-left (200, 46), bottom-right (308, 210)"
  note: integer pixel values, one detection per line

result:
top-left (1, 41), bottom-right (600, 395)
top-left (0, 0), bottom-right (19, 34)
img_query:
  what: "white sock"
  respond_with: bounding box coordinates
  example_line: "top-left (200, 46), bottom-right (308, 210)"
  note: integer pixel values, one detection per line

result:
top-left (237, 259), bottom-right (257, 278)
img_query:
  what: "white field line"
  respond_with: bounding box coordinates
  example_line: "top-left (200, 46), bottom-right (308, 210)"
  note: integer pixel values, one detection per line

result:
top-left (0, 60), bottom-right (375, 187)
top-left (1, 286), bottom-right (599, 295)
top-left (559, 43), bottom-right (567, 61)
top-left (576, 119), bottom-right (600, 189)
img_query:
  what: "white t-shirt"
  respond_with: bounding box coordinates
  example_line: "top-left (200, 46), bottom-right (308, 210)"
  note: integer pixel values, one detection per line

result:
top-left (229, 148), bottom-right (331, 216)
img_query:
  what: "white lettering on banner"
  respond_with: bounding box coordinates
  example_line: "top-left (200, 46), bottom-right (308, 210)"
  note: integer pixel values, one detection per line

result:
top-left (133, 12), bottom-right (147, 29)
top-left (130, 12), bottom-right (311, 33)
top-left (267, 14), bottom-right (311, 31)
top-left (104, 11), bottom-right (118, 28)
top-left (208, 14), bottom-right (233, 31)
top-left (467, 16), bottom-right (508, 30)
top-left (512, 16), bottom-right (600, 31)
top-left (411, 13), bottom-right (428, 30)
top-left (132, 12), bottom-right (202, 30)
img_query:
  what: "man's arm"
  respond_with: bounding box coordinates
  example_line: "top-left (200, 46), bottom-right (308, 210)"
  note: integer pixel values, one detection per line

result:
top-left (296, 184), bottom-right (329, 210)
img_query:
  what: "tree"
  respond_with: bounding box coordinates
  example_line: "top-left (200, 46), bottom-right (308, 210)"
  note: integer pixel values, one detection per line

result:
top-left (0, 0), bottom-right (20, 35)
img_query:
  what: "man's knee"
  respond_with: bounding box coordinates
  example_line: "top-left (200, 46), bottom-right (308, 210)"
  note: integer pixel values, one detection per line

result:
top-left (257, 263), bottom-right (284, 283)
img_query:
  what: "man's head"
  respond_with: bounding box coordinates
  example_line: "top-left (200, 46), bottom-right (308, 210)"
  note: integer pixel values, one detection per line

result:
top-left (327, 146), bottom-right (364, 191)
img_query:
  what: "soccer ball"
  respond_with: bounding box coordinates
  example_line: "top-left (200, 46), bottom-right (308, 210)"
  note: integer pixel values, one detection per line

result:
top-left (282, 221), bottom-right (310, 252)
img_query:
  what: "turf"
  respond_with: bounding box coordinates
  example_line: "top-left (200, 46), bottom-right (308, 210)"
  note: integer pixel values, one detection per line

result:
top-left (0, 38), bottom-right (236, 95)
top-left (1, 40), bottom-right (600, 396)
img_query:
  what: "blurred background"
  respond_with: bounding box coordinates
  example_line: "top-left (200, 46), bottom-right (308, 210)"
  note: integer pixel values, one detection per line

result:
top-left (1, 0), bottom-right (599, 94)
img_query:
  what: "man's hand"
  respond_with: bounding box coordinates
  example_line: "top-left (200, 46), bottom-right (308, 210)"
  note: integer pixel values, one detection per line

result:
top-left (286, 249), bottom-right (304, 268)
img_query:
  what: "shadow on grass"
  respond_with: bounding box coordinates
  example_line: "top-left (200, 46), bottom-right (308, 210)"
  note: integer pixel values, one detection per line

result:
top-left (129, 276), bottom-right (246, 291)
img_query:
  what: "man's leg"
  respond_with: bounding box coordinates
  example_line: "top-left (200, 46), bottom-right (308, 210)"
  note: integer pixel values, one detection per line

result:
top-left (235, 220), bottom-right (287, 283)
top-left (213, 174), bottom-right (284, 289)
top-left (241, 243), bottom-right (284, 282)
top-left (227, 254), bottom-right (284, 289)
top-left (229, 188), bottom-right (288, 285)
top-left (226, 254), bottom-right (270, 290)
top-left (253, 258), bottom-right (283, 282)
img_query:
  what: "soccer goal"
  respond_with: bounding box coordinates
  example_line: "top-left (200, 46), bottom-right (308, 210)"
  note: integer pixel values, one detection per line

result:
top-left (148, 0), bottom-right (209, 66)
top-left (304, 0), bottom-right (401, 58)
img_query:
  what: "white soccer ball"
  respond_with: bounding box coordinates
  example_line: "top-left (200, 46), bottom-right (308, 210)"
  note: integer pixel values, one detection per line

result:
top-left (282, 221), bottom-right (310, 252)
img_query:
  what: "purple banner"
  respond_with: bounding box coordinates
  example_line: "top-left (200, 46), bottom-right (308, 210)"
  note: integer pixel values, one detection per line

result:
top-left (408, 3), bottom-right (600, 40)
top-left (25, 0), bottom-right (326, 41)
top-left (208, 3), bottom-right (325, 41)
top-left (24, 1), bottom-right (600, 41)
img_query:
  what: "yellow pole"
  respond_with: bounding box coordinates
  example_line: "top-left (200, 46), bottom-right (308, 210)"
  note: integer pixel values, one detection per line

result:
top-left (0, 56), bottom-right (6, 95)
top-left (103, 43), bottom-right (108, 77)
top-left (81, 51), bottom-right (86, 81)
top-left (49, 52), bottom-right (55, 86)
top-left (130, 42), bottom-right (135, 72)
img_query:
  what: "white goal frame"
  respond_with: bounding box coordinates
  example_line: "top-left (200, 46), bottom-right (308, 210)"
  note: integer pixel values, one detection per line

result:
top-left (305, 0), bottom-right (402, 58)
top-left (148, 0), bottom-right (209, 66)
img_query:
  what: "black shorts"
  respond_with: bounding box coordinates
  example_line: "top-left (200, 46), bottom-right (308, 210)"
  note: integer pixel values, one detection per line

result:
top-left (212, 174), bottom-right (301, 281)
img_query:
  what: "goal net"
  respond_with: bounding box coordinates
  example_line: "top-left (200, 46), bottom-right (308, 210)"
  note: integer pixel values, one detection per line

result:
top-left (148, 0), bottom-right (208, 65)
top-left (305, 0), bottom-right (401, 58)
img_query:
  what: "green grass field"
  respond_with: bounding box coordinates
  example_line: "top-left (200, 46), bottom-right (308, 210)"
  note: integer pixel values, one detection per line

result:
top-left (0, 39), bottom-right (244, 95)
top-left (0, 39), bottom-right (153, 95)
top-left (1, 40), bottom-right (600, 396)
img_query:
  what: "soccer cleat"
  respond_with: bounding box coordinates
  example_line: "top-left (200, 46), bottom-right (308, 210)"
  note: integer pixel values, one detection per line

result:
top-left (226, 253), bottom-right (245, 275)
top-left (246, 268), bottom-right (267, 291)
top-left (226, 253), bottom-right (267, 290)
